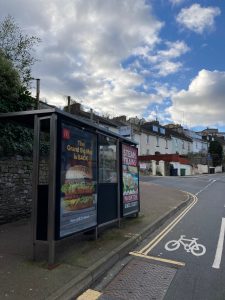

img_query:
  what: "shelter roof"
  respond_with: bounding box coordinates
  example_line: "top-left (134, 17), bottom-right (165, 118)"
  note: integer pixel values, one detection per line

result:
top-left (0, 108), bottom-right (137, 145)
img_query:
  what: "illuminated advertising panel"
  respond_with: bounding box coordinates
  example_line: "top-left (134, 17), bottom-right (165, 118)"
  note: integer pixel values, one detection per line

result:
top-left (60, 123), bottom-right (97, 238)
top-left (122, 144), bottom-right (139, 216)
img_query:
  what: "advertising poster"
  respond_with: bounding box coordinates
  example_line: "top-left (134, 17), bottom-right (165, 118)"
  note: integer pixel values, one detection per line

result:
top-left (122, 144), bottom-right (139, 216)
top-left (60, 123), bottom-right (97, 238)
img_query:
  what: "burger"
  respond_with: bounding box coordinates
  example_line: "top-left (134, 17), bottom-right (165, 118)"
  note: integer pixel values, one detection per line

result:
top-left (61, 165), bottom-right (95, 211)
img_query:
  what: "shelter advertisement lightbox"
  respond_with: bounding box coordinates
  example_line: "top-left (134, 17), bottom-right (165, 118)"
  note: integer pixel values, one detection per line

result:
top-left (59, 122), bottom-right (97, 238)
top-left (122, 144), bottom-right (139, 216)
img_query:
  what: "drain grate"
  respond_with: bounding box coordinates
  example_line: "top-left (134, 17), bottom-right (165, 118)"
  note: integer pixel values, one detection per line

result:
top-left (99, 258), bottom-right (176, 300)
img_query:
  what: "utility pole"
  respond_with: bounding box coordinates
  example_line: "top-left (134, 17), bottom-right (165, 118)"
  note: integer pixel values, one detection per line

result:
top-left (36, 78), bottom-right (40, 109)
top-left (67, 96), bottom-right (71, 113)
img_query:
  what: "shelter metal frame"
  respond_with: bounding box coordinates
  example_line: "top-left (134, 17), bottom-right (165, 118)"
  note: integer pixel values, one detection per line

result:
top-left (0, 108), bottom-right (138, 265)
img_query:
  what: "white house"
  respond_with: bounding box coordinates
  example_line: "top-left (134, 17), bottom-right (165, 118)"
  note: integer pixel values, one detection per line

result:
top-left (138, 122), bottom-right (172, 156)
top-left (184, 129), bottom-right (208, 153)
top-left (166, 129), bottom-right (192, 155)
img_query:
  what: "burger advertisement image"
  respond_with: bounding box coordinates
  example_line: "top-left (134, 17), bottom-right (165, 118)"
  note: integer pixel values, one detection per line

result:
top-left (60, 123), bottom-right (97, 238)
top-left (61, 164), bottom-right (94, 212)
top-left (122, 144), bottom-right (139, 216)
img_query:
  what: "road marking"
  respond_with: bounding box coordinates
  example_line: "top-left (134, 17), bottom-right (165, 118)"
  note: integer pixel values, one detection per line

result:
top-left (77, 289), bottom-right (102, 300)
top-left (195, 180), bottom-right (216, 196)
top-left (212, 218), bottom-right (225, 269)
top-left (165, 236), bottom-right (206, 256)
top-left (139, 192), bottom-right (195, 253)
top-left (139, 193), bottom-right (198, 255)
top-left (130, 251), bottom-right (185, 267)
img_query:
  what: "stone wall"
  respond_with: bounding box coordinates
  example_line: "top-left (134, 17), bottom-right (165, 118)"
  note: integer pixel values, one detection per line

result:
top-left (0, 156), bottom-right (48, 224)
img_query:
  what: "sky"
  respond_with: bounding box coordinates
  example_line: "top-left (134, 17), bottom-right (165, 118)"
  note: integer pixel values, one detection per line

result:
top-left (1, 0), bottom-right (225, 131)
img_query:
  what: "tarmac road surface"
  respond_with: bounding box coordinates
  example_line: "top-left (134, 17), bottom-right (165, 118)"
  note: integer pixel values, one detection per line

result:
top-left (93, 173), bottom-right (225, 300)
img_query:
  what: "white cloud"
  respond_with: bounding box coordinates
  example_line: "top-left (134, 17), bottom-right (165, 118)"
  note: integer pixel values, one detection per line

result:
top-left (155, 60), bottom-right (182, 76)
top-left (176, 4), bottom-right (221, 34)
top-left (0, 0), bottom-right (167, 117)
top-left (158, 41), bottom-right (190, 59)
top-left (168, 69), bottom-right (225, 127)
top-left (144, 40), bottom-right (190, 76)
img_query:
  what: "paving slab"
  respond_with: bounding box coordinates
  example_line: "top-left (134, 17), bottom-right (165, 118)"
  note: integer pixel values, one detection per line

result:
top-left (0, 181), bottom-right (188, 300)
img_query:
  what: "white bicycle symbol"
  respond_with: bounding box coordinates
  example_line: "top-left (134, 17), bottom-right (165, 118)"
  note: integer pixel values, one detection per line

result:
top-left (165, 235), bottom-right (206, 256)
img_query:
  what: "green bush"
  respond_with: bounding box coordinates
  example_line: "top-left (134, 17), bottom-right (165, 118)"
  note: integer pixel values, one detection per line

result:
top-left (0, 122), bottom-right (49, 157)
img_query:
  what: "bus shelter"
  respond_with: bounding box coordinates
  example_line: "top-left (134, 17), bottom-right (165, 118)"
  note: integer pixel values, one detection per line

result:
top-left (0, 108), bottom-right (140, 265)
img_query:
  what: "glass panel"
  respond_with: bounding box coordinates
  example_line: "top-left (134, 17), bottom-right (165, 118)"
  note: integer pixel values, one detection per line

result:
top-left (160, 128), bottom-right (165, 135)
top-left (99, 135), bottom-right (117, 183)
top-left (39, 118), bottom-right (50, 185)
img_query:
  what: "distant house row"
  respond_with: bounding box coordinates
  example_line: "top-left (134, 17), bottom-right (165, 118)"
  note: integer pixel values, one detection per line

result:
top-left (41, 100), bottom-right (225, 175)
top-left (63, 102), bottom-right (213, 154)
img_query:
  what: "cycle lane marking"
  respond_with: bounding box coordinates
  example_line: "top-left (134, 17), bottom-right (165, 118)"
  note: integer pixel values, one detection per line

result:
top-left (138, 192), bottom-right (197, 255)
top-left (212, 218), bottom-right (225, 269)
top-left (139, 180), bottom-right (217, 256)
top-left (164, 235), bottom-right (206, 257)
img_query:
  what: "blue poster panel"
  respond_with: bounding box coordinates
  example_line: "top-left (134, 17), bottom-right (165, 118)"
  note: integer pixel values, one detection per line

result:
top-left (122, 144), bottom-right (139, 216)
top-left (60, 123), bottom-right (97, 238)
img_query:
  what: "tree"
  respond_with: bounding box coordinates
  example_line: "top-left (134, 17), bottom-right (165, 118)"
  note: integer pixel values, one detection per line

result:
top-left (0, 49), bottom-right (20, 112)
top-left (208, 141), bottom-right (223, 167)
top-left (0, 50), bottom-right (35, 112)
top-left (0, 15), bottom-right (41, 85)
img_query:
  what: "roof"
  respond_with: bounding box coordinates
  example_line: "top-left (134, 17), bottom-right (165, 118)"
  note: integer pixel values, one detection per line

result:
top-left (184, 129), bottom-right (208, 142)
top-left (141, 123), bottom-right (171, 138)
top-left (64, 103), bottom-right (119, 128)
top-left (166, 128), bottom-right (192, 142)
top-left (0, 108), bottom-right (137, 145)
top-left (70, 109), bottom-right (119, 128)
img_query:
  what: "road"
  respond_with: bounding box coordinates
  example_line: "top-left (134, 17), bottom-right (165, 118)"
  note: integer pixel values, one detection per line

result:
top-left (96, 173), bottom-right (225, 300)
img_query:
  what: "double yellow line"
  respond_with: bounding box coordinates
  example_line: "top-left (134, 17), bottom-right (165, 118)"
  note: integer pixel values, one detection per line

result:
top-left (130, 191), bottom-right (198, 266)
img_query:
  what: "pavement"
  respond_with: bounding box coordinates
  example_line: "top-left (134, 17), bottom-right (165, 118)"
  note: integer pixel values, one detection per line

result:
top-left (0, 181), bottom-right (189, 300)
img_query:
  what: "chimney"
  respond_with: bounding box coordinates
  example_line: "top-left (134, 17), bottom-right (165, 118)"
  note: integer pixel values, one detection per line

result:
top-left (90, 108), bottom-right (93, 121)
top-left (113, 115), bottom-right (127, 123)
top-left (70, 102), bottom-right (81, 114)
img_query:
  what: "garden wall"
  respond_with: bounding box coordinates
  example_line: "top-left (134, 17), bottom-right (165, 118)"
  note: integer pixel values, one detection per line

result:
top-left (0, 156), bottom-right (48, 224)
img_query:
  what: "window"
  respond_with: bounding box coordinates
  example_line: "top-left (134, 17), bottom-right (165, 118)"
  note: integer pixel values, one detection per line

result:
top-left (165, 139), bottom-right (168, 149)
top-left (182, 140), bottom-right (185, 149)
top-left (146, 149), bottom-right (150, 155)
top-left (201, 142), bottom-right (204, 150)
top-left (99, 135), bottom-right (117, 183)
top-left (153, 125), bottom-right (158, 132)
top-left (156, 136), bottom-right (159, 147)
top-left (147, 135), bottom-right (150, 144)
